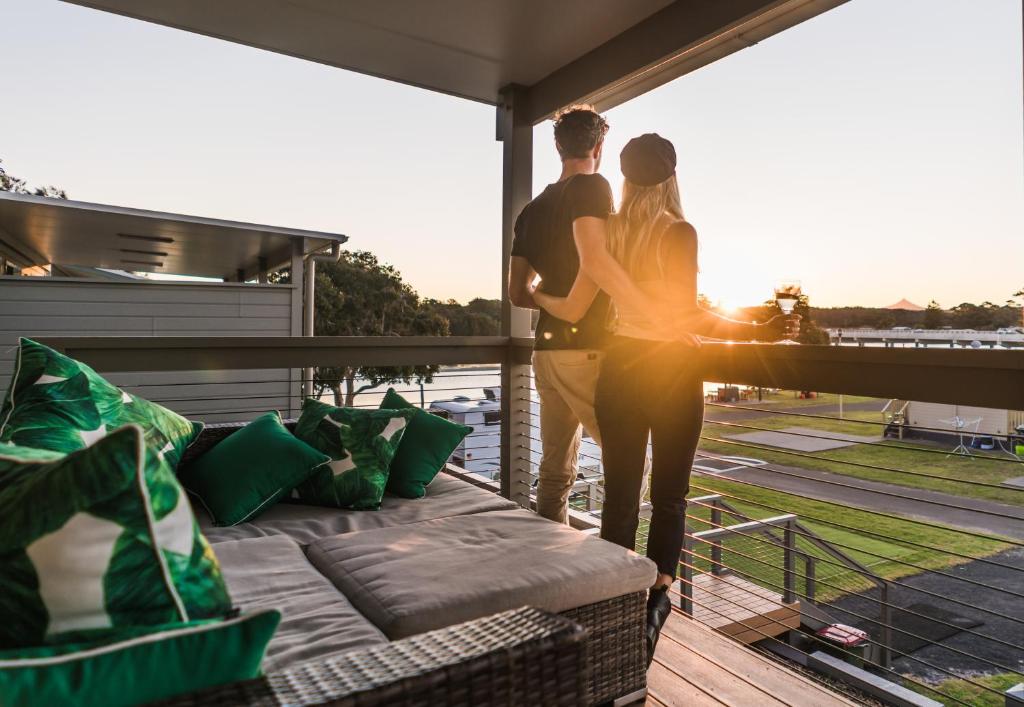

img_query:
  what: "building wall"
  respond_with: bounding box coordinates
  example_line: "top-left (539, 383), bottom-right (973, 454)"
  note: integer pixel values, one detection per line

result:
top-left (906, 401), bottom-right (1011, 436)
top-left (0, 276), bottom-right (303, 423)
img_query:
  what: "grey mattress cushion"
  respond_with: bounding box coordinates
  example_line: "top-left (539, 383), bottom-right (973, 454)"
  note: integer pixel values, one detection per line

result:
top-left (198, 472), bottom-right (519, 545)
top-left (214, 535), bottom-right (388, 671)
top-left (306, 509), bottom-right (657, 640)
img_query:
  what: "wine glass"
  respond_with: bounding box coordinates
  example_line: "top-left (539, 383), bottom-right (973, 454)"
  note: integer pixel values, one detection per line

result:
top-left (774, 280), bottom-right (802, 344)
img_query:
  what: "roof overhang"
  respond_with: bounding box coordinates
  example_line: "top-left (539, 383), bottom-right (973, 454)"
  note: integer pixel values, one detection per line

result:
top-left (63, 0), bottom-right (848, 123)
top-left (0, 191), bottom-right (347, 280)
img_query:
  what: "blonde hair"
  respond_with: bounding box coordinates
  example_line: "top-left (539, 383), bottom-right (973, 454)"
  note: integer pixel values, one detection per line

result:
top-left (607, 174), bottom-right (685, 279)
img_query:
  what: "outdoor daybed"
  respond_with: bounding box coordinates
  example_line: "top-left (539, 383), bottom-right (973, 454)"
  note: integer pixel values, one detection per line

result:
top-left (175, 422), bottom-right (657, 706)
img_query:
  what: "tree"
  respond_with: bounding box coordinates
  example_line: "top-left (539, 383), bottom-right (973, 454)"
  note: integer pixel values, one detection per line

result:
top-left (423, 298), bottom-right (500, 335)
top-left (313, 251), bottom-right (449, 406)
top-left (923, 300), bottom-right (945, 329)
top-left (0, 158), bottom-right (67, 198)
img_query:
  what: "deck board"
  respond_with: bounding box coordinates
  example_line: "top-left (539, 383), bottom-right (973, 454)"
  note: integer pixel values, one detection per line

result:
top-left (645, 610), bottom-right (857, 707)
top-left (647, 661), bottom-right (722, 707)
top-left (687, 573), bottom-right (801, 643)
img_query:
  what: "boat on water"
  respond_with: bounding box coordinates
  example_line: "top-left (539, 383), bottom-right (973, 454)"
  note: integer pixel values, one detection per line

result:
top-left (429, 387), bottom-right (603, 482)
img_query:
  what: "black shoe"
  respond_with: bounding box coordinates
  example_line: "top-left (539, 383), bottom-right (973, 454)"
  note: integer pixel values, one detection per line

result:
top-left (645, 585), bottom-right (672, 667)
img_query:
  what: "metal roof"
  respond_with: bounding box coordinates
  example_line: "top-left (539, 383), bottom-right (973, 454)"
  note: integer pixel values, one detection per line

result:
top-left (64, 0), bottom-right (847, 123)
top-left (0, 191), bottom-right (347, 279)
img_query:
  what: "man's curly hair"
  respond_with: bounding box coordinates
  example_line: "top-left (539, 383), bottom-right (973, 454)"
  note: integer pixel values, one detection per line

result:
top-left (553, 105), bottom-right (609, 159)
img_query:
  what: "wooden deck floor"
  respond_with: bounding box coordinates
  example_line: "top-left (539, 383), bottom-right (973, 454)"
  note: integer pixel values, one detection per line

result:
top-left (646, 610), bottom-right (857, 706)
top-left (687, 573), bottom-right (801, 644)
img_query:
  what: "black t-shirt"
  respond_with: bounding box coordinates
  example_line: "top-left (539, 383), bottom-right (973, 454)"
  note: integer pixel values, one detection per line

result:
top-left (511, 173), bottom-right (613, 350)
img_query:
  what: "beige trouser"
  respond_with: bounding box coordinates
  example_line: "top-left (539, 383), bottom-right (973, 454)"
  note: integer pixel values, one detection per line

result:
top-left (533, 350), bottom-right (651, 524)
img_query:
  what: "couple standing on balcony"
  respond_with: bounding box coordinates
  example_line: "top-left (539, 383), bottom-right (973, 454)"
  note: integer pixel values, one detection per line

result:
top-left (508, 106), bottom-right (799, 662)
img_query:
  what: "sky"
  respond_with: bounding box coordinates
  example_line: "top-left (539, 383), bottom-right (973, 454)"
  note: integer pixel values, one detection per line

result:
top-left (1, 0), bottom-right (1021, 309)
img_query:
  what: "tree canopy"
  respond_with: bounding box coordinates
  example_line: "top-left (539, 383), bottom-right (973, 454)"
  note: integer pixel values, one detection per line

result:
top-left (0, 158), bottom-right (67, 199)
top-left (313, 250), bottom-right (450, 406)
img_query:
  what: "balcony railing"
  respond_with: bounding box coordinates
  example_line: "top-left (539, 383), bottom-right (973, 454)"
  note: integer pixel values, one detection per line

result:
top-left (39, 335), bottom-right (1024, 706)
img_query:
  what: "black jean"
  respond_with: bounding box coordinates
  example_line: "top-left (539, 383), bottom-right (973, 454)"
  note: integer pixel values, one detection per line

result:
top-left (595, 336), bottom-right (704, 579)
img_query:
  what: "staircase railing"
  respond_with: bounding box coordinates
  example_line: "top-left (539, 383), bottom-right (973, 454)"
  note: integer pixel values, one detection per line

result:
top-left (684, 494), bottom-right (894, 667)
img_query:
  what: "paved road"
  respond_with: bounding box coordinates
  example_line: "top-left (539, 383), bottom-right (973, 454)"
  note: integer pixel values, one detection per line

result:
top-left (699, 458), bottom-right (1024, 540)
top-left (828, 547), bottom-right (1024, 682)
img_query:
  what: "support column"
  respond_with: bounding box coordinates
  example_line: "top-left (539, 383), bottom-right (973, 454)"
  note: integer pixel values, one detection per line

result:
top-left (498, 84), bottom-right (534, 508)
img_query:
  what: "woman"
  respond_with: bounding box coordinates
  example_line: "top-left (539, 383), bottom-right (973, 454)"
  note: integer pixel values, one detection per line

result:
top-left (533, 133), bottom-right (797, 661)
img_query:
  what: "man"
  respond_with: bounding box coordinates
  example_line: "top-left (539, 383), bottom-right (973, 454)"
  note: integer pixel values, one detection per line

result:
top-left (509, 106), bottom-right (653, 524)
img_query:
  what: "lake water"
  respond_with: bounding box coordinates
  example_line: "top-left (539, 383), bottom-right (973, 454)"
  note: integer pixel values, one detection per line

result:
top-left (345, 365), bottom-right (725, 410)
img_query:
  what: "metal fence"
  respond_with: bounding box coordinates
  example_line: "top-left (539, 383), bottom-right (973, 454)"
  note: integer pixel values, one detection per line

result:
top-left (40, 335), bottom-right (1024, 706)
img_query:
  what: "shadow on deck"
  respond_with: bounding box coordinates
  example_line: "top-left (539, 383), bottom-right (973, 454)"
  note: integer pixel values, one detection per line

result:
top-left (686, 573), bottom-right (801, 643)
top-left (646, 609), bottom-right (856, 706)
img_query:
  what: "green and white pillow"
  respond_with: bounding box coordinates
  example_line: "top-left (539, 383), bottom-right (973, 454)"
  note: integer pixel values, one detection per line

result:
top-left (0, 338), bottom-right (202, 469)
top-left (290, 398), bottom-right (414, 510)
top-left (0, 609), bottom-right (280, 707)
top-left (0, 426), bottom-right (232, 649)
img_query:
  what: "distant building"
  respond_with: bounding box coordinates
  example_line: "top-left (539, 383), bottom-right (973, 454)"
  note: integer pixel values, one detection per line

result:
top-left (884, 298), bottom-right (925, 311)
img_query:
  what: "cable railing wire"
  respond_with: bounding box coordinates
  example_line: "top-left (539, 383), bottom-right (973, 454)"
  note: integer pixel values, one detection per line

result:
top-left (684, 504), bottom-right (1024, 629)
top-left (707, 400), bottom-right (1024, 446)
top-left (121, 368), bottom-right (503, 389)
top-left (691, 453), bottom-right (1024, 549)
top-left (675, 590), bottom-right (965, 706)
top-left (697, 435), bottom-right (1024, 523)
top-left (151, 387), bottom-right (499, 406)
top-left (681, 547), bottom-right (1024, 682)
top-left (675, 565), bottom-right (1002, 706)
top-left (682, 519), bottom-right (1024, 661)
top-left (670, 567), bottom-right (971, 707)
top-left (686, 484), bottom-right (1024, 600)
top-left (702, 419), bottom-right (1024, 486)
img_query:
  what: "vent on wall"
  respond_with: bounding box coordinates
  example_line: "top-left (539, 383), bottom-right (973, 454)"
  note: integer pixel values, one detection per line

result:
top-left (119, 248), bottom-right (169, 257)
top-left (118, 233), bottom-right (174, 244)
top-left (120, 259), bottom-right (164, 267)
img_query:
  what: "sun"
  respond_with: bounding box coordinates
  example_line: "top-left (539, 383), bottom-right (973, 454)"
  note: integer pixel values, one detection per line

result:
top-left (717, 298), bottom-right (740, 315)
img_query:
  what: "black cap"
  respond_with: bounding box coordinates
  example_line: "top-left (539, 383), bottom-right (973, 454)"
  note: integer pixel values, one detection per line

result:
top-left (620, 133), bottom-right (676, 187)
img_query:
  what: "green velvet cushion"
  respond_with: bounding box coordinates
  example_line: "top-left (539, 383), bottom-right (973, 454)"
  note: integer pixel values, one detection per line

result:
top-left (0, 609), bottom-right (279, 707)
top-left (179, 411), bottom-right (331, 526)
top-left (0, 338), bottom-right (202, 469)
top-left (0, 427), bottom-right (232, 649)
top-left (380, 388), bottom-right (472, 498)
top-left (0, 339), bottom-right (231, 627)
top-left (290, 398), bottom-right (414, 509)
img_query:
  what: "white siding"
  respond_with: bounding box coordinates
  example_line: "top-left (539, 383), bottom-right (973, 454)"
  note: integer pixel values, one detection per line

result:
top-left (906, 401), bottom-right (1010, 436)
top-left (0, 277), bottom-right (302, 423)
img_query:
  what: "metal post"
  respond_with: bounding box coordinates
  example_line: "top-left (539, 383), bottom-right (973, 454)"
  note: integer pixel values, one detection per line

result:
top-left (783, 521), bottom-right (796, 604)
top-left (498, 85), bottom-right (534, 508)
top-left (805, 555), bottom-right (816, 602)
top-left (879, 582), bottom-right (893, 669)
top-left (710, 504), bottom-right (723, 576)
top-left (681, 537), bottom-right (694, 615)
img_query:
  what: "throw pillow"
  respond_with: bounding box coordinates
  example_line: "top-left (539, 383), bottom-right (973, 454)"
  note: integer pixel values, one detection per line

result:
top-left (379, 388), bottom-right (472, 498)
top-left (179, 411), bottom-right (331, 526)
top-left (0, 609), bottom-right (280, 707)
top-left (0, 340), bottom-right (229, 622)
top-left (0, 426), bottom-right (232, 649)
top-left (0, 337), bottom-right (202, 469)
top-left (291, 398), bottom-right (413, 509)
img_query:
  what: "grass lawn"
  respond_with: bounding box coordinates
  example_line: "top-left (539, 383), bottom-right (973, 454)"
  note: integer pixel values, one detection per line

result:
top-left (905, 671), bottom-right (1023, 707)
top-left (698, 410), bottom-right (1024, 506)
top-left (708, 390), bottom-right (882, 410)
top-left (636, 477), bottom-right (1012, 605)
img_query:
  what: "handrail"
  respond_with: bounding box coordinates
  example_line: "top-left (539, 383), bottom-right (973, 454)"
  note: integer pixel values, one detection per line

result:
top-left (38, 335), bottom-right (531, 370)
top-left (33, 336), bottom-right (1024, 408)
top-left (689, 514), bottom-right (797, 542)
